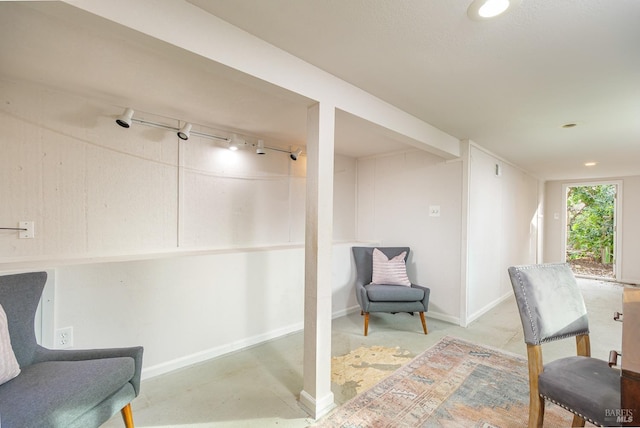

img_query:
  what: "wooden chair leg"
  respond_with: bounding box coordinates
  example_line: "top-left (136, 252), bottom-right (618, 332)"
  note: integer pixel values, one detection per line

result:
top-left (419, 312), bottom-right (428, 334)
top-left (363, 312), bottom-right (369, 336)
top-left (121, 403), bottom-right (134, 428)
top-left (529, 395), bottom-right (544, 428)
top-left (527, 344), bottom-right (544, 428)
top-left (576, 333), bottom-right (591, 357)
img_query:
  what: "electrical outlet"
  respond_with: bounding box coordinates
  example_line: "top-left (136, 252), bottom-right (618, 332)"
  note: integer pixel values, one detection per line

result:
top-left (55, 327), bottom-right (73, 349)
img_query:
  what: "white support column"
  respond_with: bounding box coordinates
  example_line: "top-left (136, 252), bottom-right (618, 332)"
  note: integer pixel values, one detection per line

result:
top-left (299, 102), bottom-right (336, 419)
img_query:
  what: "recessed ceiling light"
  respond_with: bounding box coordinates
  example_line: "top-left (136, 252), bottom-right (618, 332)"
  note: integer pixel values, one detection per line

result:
top-left (562, 123), bottom-right (577, 128)
top-left (467, 0), bottom-right (520, 20)
top-left (584, 162), bottom-right (597, 167)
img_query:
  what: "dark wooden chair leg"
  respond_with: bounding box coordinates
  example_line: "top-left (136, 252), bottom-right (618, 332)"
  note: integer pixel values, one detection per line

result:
top-left (364, 312), bottom-right (370, 336)
top-left (121, 403), bottom-right (134, 428)
top-left (419, 312), bottom-right (428, 334)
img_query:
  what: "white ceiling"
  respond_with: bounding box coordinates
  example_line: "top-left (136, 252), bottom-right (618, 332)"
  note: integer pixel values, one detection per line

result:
top-left (1, 1), bottom-right (639, 180)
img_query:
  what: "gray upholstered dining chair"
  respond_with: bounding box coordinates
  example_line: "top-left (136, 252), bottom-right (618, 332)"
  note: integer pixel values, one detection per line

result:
top-left (508, 263), bottom-right (621, 427)
top-left (0, 271), bottom-right (143, 428)
top-left (352, 246), bottom-right (430, 336)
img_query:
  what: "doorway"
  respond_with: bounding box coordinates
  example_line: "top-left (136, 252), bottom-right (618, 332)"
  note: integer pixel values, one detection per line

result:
top-left (564, 182), bottom-right (620, 280)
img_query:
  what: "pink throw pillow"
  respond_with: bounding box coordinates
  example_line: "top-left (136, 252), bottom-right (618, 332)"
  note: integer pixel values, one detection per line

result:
top-left (371, 248), bottom-right (411, 286)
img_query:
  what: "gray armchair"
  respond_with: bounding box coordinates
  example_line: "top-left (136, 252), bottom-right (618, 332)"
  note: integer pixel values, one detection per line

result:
top-left (0, 271), bottom-right (143, 428)
top-left (508, 263), bottom-right (620, 427)
top-left (352, 246), bottom-right (430, 336)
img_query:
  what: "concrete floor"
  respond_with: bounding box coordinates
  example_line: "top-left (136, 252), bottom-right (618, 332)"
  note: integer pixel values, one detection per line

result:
top-left (103, 278), bottom-right (625, 428)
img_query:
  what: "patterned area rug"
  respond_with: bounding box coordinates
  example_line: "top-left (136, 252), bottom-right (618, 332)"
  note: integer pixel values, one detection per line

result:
top-left (315, 336), bottom-right (577, 427)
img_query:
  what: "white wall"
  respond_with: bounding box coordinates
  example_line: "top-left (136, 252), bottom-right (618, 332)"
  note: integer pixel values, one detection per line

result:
top-left (0, 79), bottom-right (360, 377)
top-left (465, 144), bottom-right (539, 324)
top-left (49, 242), bottom-right (358, 378)
top-left (544, 176), bottom-right (640, 284)
top-left (354, 145), bottom-right (539, 326)
top-left (356, 150), bottom-right (463, 323)
top-left (0, 79), bottom-right (179, 259)
top-left (0, 78), bottom-right (357, 258)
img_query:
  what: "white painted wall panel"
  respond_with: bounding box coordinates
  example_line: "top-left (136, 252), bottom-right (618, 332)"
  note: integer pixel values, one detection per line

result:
top-left (356, 151), bottom-right (462, 322)
top-left (543, 180), bottom-right (564, 263)
top-left (41, 133), bottom-right (88, 256)
top-left (333, 155), bottom-right (356, 241)
top-left (52, 243), bottom-right (358, 377)
top-left (467, 148), bottom-right (503, 317)
top-left (86, 142), bottom-right (178, 253)
top-left (180, 169), bottom-right (292, 247)
top-left (355, 159), bottom-right (376, 240)
top-left (466, 145), bottom-right (539, 322)
top-left (0, 79), bottom-right (179, 258)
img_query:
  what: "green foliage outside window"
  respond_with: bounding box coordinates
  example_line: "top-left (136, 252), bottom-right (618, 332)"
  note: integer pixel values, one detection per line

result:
top-left (566, 185), bottom-right (615, 264)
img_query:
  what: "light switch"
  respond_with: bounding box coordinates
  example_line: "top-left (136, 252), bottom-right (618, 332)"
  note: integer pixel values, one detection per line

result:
top-left (429, 206), bottom-right (441, 217)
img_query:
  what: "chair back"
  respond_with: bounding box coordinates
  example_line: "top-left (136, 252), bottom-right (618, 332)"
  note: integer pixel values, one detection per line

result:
top-left (508, 263), bottom-right (589, 345)
top-left (352, 247), bottom-right (410, 286)
top-left (0, 272), bottom-right (47, 367)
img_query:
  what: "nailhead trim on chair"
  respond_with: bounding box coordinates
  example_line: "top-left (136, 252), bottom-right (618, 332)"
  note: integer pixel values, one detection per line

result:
top-left (540, 394), bottom-right (601, 427)
top-left (512, 269), bottom-right (539, 344)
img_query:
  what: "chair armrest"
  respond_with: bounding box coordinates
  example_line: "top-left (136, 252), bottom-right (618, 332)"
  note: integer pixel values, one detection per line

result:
top-left (411, 284), bottom-right (431, 311)
top-left (34, 345), bottom-right (144, 396)
top-left (356, 282), bottom-right (370, 312)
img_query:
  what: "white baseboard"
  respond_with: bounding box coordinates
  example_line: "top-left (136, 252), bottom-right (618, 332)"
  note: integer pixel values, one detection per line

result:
top-left (299, 390), bottom-right (336, 420)
top-left (466, 292), bottom-right (512, 325)
top-left (425, 310), bottom-right (460, 326)
top-left (142, 321), bottom-right (303, 380)
top-left (332, 305), bottom-right (360, 319)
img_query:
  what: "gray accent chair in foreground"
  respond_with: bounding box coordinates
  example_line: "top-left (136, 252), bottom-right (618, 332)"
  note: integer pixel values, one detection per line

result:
top-left (0, 271), bottom-right (143, 428)
top-left (508, 263), bottom-right (620, 427)
top-left (352, 246), bottom-right (430, 336)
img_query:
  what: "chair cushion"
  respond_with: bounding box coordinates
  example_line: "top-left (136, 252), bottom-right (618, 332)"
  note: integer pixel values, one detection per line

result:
top-left (538, 356), bottom-right (621, 426)
top-left (366, 284), bottom-right (424, 302)
top-left (0, 357), bottom-right (135, 428)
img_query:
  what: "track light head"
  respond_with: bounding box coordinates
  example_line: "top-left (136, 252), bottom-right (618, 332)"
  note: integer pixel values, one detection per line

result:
top-left (177, 123), bottom-right (192, 140)
top-left (290, 148), bottom-right (302, 161)
top-left (116, 108), bottom-right (134, 128)
top-left (256, 140), bottom-right (266, 155)
top-left (229, 135), bottom-right (239, 151)
top-left (229, 134), bottom-right (245, 151)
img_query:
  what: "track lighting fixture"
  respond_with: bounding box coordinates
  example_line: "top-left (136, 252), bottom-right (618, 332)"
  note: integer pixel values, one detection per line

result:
top-left (177, 123), bottom-right (192, 141)
top-left (290, 148), bottom-right (302, 161)
top-left (112, 107), bottom-right (301, 160)
top-left (115, 108), bottom-right (134, 128)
